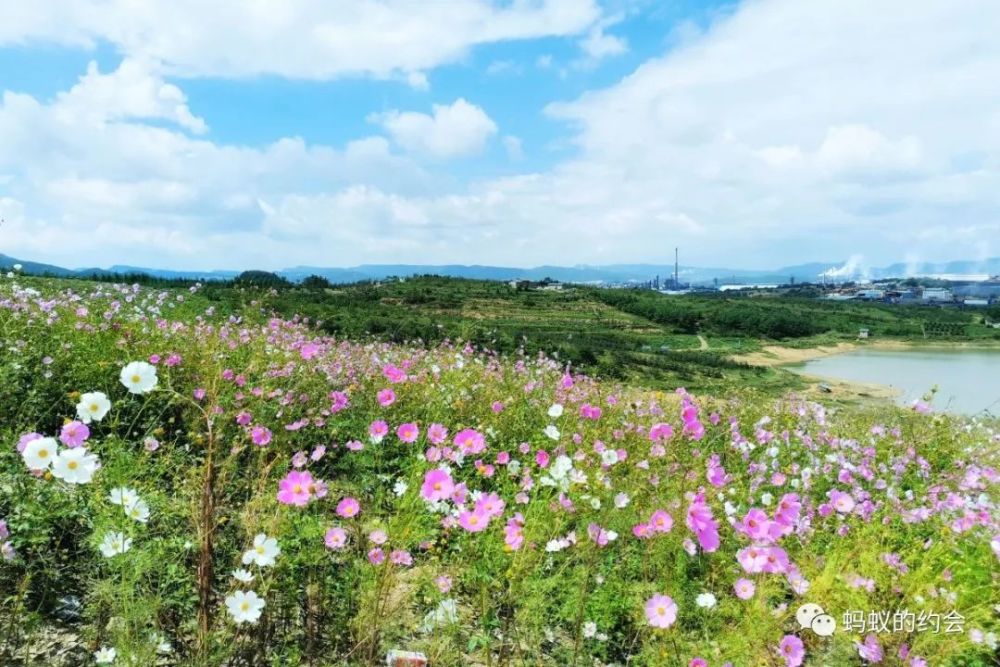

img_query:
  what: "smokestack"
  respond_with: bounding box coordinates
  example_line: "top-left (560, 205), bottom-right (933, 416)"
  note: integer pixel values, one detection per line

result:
top-left (674, 247), bottom-right (679, 289)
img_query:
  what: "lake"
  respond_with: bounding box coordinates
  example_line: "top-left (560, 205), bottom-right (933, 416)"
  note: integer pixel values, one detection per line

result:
top-left (792, 348), bottom-right (1000, 415)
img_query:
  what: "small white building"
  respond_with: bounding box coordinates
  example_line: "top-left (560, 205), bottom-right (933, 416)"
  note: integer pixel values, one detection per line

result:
top-left (858, 328), bottom-right (870, 339)
top-left (922, 288), bottom-right (953, 302)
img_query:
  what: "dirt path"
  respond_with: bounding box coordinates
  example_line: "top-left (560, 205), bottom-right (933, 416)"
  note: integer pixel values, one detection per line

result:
top-left (697, 335), bottom-right (709, 350)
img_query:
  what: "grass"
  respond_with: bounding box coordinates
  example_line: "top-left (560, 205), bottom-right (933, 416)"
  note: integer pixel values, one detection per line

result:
top-left (0, 274), bottom-right (997, 666)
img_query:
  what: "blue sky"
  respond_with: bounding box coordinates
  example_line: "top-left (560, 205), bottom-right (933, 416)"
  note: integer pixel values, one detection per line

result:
top-left (0, 0), bottom-right (997, 273)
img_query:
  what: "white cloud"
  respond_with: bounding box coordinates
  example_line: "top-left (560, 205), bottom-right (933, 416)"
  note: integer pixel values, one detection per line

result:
top-left (2, 0), bottom-right (1000, 271)
top-left (578, 25), bottom-right (628, 61)
top-left (371, 99), bottom-right (498, 158)
top-left (503, 135), bottom-right (524, 161)
top-left (0, 0), bottom-right (601, 80)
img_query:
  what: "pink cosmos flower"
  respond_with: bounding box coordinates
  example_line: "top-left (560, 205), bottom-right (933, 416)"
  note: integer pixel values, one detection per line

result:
top-left (535, 450), bottom-right (550, 468)
top-left (277, 470), bottom-right (314, 506)
top-left (779, 635), bottom-right (805, 667)
top-left (382, 364), bottom-right (407, 383)
top-left (324, 527), bottom-right (348, 550)
top-left (475, 492), bottom-right (505, 518)
top-left (397, 422), bottom-right (419, 443)
top-left (686, 493), bottom-right (720, 553)
top-left (829, 489), bottom-right (856, 514)
top-left (435, 575), bottom-right (453, 593)
top-left (17, 433), bottom-right (42, 454)
top-left (649, 423), bottom-right (674, 441)
top-left (377, 389), bottom-right (395, 407)
top-left (427, 423), bottom-right (448, 445)
top-left (458, 509), bottom-right (490, 533)
top-left (421, 469), bottom-right (454, 502)
top-left (367, 547), bottom-right (385, 565)
top-left (633, 523), bottom-right (652, 539)
top-left (369, 420), bottom-right (389, 442)
top-left (690, 659), bottom-right (707, 667)
top-left (737, 546), bottom-right (768, 574)
top-left (300, 343), bottom-right (319, 360)
top-left (250, 426), bottom-right (272, 447)
top-left (740, 508), bottom-right (774, 541)
top-left (336, 497), bottom-right (360, 518)
top-left (390, 549), bottom-right (412, 566)
top-left (763, 546), bottom-right (790, 574)
top-left (645, 594), bottom-right (677, 629)
top-left (650, 510), bottom-right (673, 533)
top-left (369, 530), bottom-right (388, 545)
top-left (734, 578), bottom-right (755, 600)
top-left (59, 421), bottom-right (90, 448)
top-left (504, 518), bottom-right (524, 551)
top-left (856, 634), bottom-right (883, 662)
top-left (454, 429), bottom-right (486, 455)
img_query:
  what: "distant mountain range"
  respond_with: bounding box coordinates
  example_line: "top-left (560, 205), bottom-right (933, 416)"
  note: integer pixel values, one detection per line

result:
top-left (2, 253), bottom-right (999, 285)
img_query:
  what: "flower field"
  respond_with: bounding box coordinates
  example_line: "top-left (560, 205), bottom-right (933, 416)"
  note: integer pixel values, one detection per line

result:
top-left (1, 277), bottom-right (998, 666)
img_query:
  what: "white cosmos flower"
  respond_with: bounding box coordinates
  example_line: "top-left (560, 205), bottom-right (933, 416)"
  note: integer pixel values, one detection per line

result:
top-left (94, 646), bottom-right (117, 663)
top-left (226, 590), bottom-right (265, 624)
top-left (583, 621), bottom-right (597, 638)
top-left (22, 437), bottom-right (58, 470)
top-left (124, 497), bottom-right (150, 523)
top-left (543, 425), bottom-right (560, 441)
top-left (696, 592), bottom-right (717, 609)
top-left (232, 568), bottom-right (254, 583)
top-left (52, 447), bottom-right (99, 484)
top-left (108, 487), bottom-right (139, 507)
top-left (242, 533), bottom-right (280, 567)
top-left (547, 404), bottom-right (564, 418)
top-left (600, 449), bottom-right (619, 466)
top-left (76, 391), bottom-right (111, 424)
top-left (614, 492), bottom-right (630, 508)
top-left (120, 361), bottom-right (158, 395)
top-left (99, 532), bottom-right (132, 558)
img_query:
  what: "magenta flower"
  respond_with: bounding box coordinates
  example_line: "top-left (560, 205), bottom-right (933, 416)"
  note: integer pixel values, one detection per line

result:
top-left (829, 489), bottom-right (856, 514)
top-left (458, 509), bottom-right (490, 533)
top-left (778, 635), bottom-right (805, 667)
top-left (369, 420), bottom-right (389, 442)
top-left (690, 659), bottom-right (707, 667)
top-left (650, 509), bottom-right (673, 533)
top-left (427, 423), bottom-right (448, 445)
top-left (535, 450), bottom-right (550, 468)
top-left (686, 493), bottom-right (720, 553)
top-left (59, 421), bottom-right (90, 448)
top-left (300, 343), bottom-right (319, 360)
top-left (250, 426), bottom-right (272, 447)
top-left (324, 527), bottom-right (348, 550)
top-left (645, 594), bottom-right (677, 629)
top-left (421, 469), bottom-right (454, 502)
top-left (475, 492), bottom-right (505, 518)
top-left (397, 422), bottom-right (419, 443)
top-left (336, 497), bottom-right (361, 518)
top-left (740, 508), bottom-right (773, 541)
top-left (454, 428), bottom-right (486, 455)
top-left (856, 634), bottom-right (883, 662)
top-left (277, 470), bottom-right (314, 506)
top-left (649, 423), bottom-right (674, 441)
top-left (377, 388), bottom-right (395, 407)
top-left (367, 547), bottom-right (385, 565)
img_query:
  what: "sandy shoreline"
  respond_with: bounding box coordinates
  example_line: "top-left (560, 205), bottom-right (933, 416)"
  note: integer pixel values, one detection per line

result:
top-left (733, 339), bottom-right (1000, 367)
top-left (733, 339), bottom-right (1000, 406)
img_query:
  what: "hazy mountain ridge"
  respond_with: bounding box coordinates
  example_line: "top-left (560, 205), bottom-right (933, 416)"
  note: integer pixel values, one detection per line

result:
top-left (2, 254), bottom-right (999, 285)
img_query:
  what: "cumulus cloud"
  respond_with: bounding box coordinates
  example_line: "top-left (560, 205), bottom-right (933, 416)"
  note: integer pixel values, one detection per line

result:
top-left (371, 99), bottom-right (498, 158)
top-left (0, 0), bottom-right (601, 80)
top-left (2, 0), bottom-right (1000, 271)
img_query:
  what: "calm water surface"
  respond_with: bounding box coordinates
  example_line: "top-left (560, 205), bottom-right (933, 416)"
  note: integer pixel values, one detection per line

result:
top-left (792, 349), bottom-right (1000, 415)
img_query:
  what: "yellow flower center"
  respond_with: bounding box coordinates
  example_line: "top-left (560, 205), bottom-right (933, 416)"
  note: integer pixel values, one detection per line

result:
top-left (68, 460), bottom-right (79, 470)
top-left (256, 546), bottom-right (265, 554)
top-left (241, 602), bottom-right (250, 612)
top-left (132, 374), bottom-right (141, 383)
top-left (39, 449), bottom-right (49, 458)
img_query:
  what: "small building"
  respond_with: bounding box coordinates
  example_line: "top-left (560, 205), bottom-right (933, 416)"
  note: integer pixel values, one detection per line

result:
top-left (922, 288), bottom-right (953, 302)
top-left (858, 328), bottom-right (870, 339)
top-left (963, 298), bottom-right (989, 307)
top-left (857, 289), bottom-right (885, 301)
